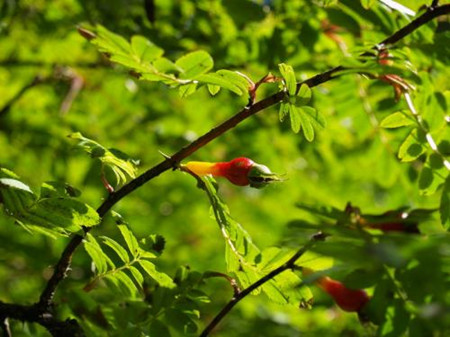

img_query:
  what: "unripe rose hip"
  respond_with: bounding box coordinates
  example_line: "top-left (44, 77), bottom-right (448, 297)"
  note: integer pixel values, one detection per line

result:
top-left (317, 277), bottom-right (370, 312)
top-left (303, 268), bottom-right (370, 313)
top-left (182, 157), bottom-right (281, 188)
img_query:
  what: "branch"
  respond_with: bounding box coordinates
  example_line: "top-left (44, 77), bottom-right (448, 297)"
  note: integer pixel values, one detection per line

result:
top-left (199, 232), bottom-right (327, 337)
top-left (380, 4), bottom-right (450, 46)
top-left (0, 302), bottom-right (84, 337)
top-left (38, 235), bottom-right (84, 309)
top-left (9, 3), bottom-right (449, 334)
top-left (202, 272), bottom-right (241, 297)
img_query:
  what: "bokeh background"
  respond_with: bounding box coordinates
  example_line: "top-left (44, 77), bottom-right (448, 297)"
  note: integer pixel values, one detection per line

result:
top-left (1, 0), bottom-right (449, 336)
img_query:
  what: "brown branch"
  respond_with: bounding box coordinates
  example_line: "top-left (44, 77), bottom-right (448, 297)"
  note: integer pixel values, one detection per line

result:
top-left (38, 235), bottom-right (84, 309)
top-left (199, 232), bottom-right (327, 337)
top-left (203, 272), bottom-right (241, 297)
top-left (0, 301), bottom-right (84, 337)
top-left (380, 4), bottom-right (450, 47)
top-left (3, 3), bottom-right (449, 335)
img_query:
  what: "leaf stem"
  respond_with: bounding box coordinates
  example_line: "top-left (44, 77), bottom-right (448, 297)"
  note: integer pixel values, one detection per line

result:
top-left (404, 92), bottom-right (450, 171)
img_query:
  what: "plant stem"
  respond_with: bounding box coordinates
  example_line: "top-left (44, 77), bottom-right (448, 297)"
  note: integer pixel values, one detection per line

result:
top-left (404, 93), bottom-right (450, 171)
top-left (199, 232), bottom-right (327, 337)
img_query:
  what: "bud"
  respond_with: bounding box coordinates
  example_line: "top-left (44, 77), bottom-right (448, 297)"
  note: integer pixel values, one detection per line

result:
top-left (247, 163), bottom-right (283, 188)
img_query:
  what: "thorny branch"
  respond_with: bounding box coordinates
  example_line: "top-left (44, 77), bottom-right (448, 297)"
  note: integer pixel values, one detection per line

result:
top-left (1, 4), bottom-right (450, 336)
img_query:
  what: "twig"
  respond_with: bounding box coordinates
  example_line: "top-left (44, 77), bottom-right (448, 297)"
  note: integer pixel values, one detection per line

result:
top-left (2, 4), bottom-right (448, 335)
top-left (199, 232), bottom-right (327, 337)
top-left (404, 93), bottom-right (450, 171)
top-left (59, 69), bottom-right (84, 115)
top-left (203, 272), bottom-right (241, 297)
top-left (38, 235), bottom-right (84, 309)
top-left (379, 4), bottom-right (450, 47)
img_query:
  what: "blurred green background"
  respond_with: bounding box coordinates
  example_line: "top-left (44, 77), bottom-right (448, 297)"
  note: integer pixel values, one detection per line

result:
top-left (1, 0), bottom-right (449, 336)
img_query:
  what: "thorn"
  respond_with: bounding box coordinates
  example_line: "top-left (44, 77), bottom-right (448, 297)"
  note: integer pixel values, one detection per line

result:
top-left (158, 150), bottom-right (171, 160)
top-left (159, 151), bottom-right (179, 170)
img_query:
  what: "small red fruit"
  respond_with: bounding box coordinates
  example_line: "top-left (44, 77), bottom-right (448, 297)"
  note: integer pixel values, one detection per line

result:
top-left (317, 277), bottom-right (370, 312)
top-left (214, 157), bottom-right (254, 186)
top-left (182, 157), bottom-right (281, 188)
top-left (303, 268), bottom-right (370, 313)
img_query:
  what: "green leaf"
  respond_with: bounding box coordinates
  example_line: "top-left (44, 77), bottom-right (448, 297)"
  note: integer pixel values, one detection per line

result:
top-left (441, 177), bottom-right (450, 229)
top-left (0, 177), bottom-right (33, 194)
top-left (175, 51), bottom-right (214, 79)
top-left (0, 169), bottom-right (99, 235)
top-left (296, 251), bottom-right (334, 270)
top-left (278, 63), bottom-right (297, 96)
top-left (398, 129), bottom-right (426, 162)
top-left (296, 84), bottom-right (312, 106)
top-left (380, 112), bottom-right (415, 128)
top-left (0, 175), bottom-right (36, 215)
top-left (109, 54), bottom-right (143, 71)
top-left (84, 234), bottom-right (115, 274)
top-left (360, 0), bottom-right (377, 9)
top-left (418, 163), bottom-right (446, 196)
top-left (0, 169), bottom-right (36, 208)
top-left (200, 177), bottom-right (260, 274)
top-left (298, 107), bottom-right (315, 141)
top-left (40, 181), bottom-right (81, 198)
top-left (152, 57), bottom-right (179, 73)
top-left (0, 170), bottom-right (96, 237)
top-left (138, 260), bottom-right (176, 288)
top-left (302, 106), bottom-right (326, 130)
top-left (207, 84), bottom-right (221, 96)
top-left (131, 35), bottom-right (164, 63)
top-left (101, 236), bottom-right (130, 263)
top-left (289, 105), bottom-right (301, 133)
top-left (128, 266), bottom-right (144, 286)
top-left (28, 197), bottom-right (100, 232)
top-left (178, 83), bottom-right (198, 98)
top-left (215, 70), bottom-right (249, 93)
top-left (107, 270), bottom-right (138, 296)
top-left (197, 70), bottom-right (248, 95)
top-left (378, 299), bottom-right (410, 337)
top-left (197, 73), bottom-right (242, 95)
top-left (279, 101), bottom-right (290, 122)
top-left (117, 224), bottom-right (140, 257)
top-left (92, 25), bottom-right (131, 57)
top-left (68, 132), bottom-right (138, 187)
